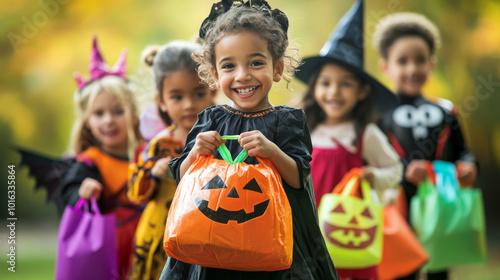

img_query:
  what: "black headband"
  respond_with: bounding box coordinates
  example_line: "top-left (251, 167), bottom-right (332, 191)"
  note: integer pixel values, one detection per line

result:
top-left (199, 0), bottom-right (289, 39)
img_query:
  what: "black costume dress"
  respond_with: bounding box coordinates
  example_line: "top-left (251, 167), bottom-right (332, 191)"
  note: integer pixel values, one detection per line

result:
top-left (378, 94), bottom-right (477, 214)
top-left (162, 105), bottom-right (339, 280)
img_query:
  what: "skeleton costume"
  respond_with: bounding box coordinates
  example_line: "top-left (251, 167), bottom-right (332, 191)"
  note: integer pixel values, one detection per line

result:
top-left (379, 94), bottom-right (477, 213)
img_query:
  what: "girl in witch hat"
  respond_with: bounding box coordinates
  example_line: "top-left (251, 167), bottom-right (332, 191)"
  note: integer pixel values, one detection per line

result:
top-left (57, 36), bottom-right (144, 279)
top-left (297, 1), bottom-right (402, 279)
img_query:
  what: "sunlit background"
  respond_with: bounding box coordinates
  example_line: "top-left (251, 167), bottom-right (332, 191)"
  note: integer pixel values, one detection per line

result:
top-left (1, 0), bottom-right (499, 279)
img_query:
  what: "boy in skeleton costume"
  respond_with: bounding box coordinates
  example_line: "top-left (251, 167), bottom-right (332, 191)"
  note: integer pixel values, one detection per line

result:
top-left (373, 12), bottom-right (477, 280)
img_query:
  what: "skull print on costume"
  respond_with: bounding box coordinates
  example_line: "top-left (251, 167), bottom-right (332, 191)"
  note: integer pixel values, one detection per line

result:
top-left (392, 104), bottom-right (444, 140)
top-left (380, 94), bottom-right (469, 162)
top-left (379, 93), bottom-right (476, 215)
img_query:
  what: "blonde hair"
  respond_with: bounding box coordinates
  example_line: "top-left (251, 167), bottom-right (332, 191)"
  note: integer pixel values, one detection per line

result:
top-left (372, 12), bottom-right (441, 59)
top-left (70, 76), bottom-right (141, 160)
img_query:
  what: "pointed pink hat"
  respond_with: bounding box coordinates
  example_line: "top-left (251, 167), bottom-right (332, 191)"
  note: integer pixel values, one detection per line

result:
top-left (73, 36), bottom-right (127, 90)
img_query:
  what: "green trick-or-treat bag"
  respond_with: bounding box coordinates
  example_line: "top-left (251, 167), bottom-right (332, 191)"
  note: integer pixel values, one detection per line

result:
top-left (410, 160), bottom-right (487, 272)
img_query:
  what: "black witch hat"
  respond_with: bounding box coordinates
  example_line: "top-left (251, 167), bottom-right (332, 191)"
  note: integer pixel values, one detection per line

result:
top-left (296, 0), bottom-right (398, 112)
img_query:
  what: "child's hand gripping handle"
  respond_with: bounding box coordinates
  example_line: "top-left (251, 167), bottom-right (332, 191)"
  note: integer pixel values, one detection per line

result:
top-left (217, 135), bottom-right (248, 164)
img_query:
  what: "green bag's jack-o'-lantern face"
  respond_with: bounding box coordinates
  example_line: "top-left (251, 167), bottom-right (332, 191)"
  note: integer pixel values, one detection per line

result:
top-left (323, 202), bottom-right (377, 249)
top-left (194, 175), bottom-right (270, 224)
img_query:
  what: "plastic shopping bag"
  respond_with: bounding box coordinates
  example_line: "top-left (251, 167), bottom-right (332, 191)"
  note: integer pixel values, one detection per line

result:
top-left (410, 160), bottom-right (487, 272)
top-left (318, 168), bottom-right (383, 268)
top-left (164, 136), bottom-right (293, 271)
top-left (377, 204), bottom-right (428, 279)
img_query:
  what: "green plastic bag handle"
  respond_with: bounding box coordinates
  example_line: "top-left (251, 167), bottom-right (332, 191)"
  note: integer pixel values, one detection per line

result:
top-left (221, 135), bottom-right (240, 140)
top-left (217, 135), bottom-right (248, 164)
top-left (417, 178), bottom-right (435, 197)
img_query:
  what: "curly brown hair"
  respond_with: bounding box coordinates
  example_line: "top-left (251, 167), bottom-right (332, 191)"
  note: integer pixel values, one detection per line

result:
top-left (192, 5), bottom-right (301, 90)
top-left (372, 12), bottom-right (441, 59)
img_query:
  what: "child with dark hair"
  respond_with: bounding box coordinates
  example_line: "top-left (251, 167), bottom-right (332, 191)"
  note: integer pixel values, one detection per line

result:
top-left (298, 1), bottom-right (402, 279)
top-left (373, 12), bottom-right (478, 280)
top-left (127, 41), bottom-right (216, 280)
top-left (159, 1), bottom-right (339, 279)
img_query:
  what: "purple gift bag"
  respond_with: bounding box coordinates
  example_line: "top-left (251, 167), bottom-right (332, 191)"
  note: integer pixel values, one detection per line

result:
top-left (55, 197), bottom-right (118, 280)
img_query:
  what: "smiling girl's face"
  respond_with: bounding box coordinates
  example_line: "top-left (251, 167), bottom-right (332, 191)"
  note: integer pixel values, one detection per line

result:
top-left (87, 91), bottom-right (129, 156)
top-left (158, 70), bottom-right (214, 132)
top-left (314, 63), bottom-right (369, 126)
top-left (211, 31), bottom-right (283, 112)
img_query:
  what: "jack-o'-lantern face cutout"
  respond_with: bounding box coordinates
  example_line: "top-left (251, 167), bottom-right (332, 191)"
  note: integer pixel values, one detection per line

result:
top-left (194, 175), bottom-right (270, 224)
top-left (323, 201), bottom-right (377, 249)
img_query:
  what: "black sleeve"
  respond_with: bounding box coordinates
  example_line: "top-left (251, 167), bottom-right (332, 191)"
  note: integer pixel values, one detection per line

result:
top-left (275, 108), bottom-right (313, 191)
top-left (169, 108), bottom-right (215, 185)
top-left (56, 161), bottom-right (102, 213)
top-left (450, 114), bottom-right (477, 164)
top-left (377, 114), bottom-right (409, 184)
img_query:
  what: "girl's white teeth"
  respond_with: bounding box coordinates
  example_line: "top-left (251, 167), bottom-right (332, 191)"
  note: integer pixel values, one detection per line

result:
top-left (235, 86), bottom-right (257, 94)
top-left (327, 100), bottom-right (342, 105)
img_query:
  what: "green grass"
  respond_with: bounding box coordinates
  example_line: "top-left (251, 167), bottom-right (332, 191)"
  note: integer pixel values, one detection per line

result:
top-left (0, 222), bottom-right (58, 280)
top-left (1, 257), bottom-right (55, 280)
top-left (450, 250), bottom-right (500, 280)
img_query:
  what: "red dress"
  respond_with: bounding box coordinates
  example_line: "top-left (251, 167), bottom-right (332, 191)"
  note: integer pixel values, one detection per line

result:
top-left (311, 130), bottom-right (378, 280)
top-left (311, 134), bottom-right (364, 206)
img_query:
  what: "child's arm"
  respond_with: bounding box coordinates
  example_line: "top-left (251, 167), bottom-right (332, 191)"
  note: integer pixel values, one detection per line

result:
top-left (404, 160), bottom-right (430, 186)
top-left (151, 157), bottom-right (173, 178)
top-left (361, 124), bottom-right (403, 190)
top-left (128, 157), bottom-right (173, 203)
top-left (456, 161), bottom-right (477, 186)
top-left (449, 114), bottom-right (478, 186)
top-left (239, 131), bottom-right (301, 189)
top-left (169, 108), bottom-right (218, 184)
top-left (57, 159), bottom-right (102, 208)
top-left (128, 137), bottom-right (173, 203)
top-left (179, 131), bottom-right (225, 180)
top-left (78, 177), bottom-right (103, 200)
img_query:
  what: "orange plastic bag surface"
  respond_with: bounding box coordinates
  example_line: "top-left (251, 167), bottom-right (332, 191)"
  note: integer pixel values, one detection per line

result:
top-left (377, 205), bottom-right (428, 279)
top-left (163, 143), bottom-right (293, 271)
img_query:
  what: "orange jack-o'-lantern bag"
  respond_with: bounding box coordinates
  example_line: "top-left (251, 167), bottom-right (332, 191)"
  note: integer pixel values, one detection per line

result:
top-left (164, 136), bottom-right (293, 271)
top-left (318, 168), bottom-right (383, 268)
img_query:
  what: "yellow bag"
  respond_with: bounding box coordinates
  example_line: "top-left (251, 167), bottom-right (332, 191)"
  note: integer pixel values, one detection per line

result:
top-left (318, 168), bottom-right (383, 268)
